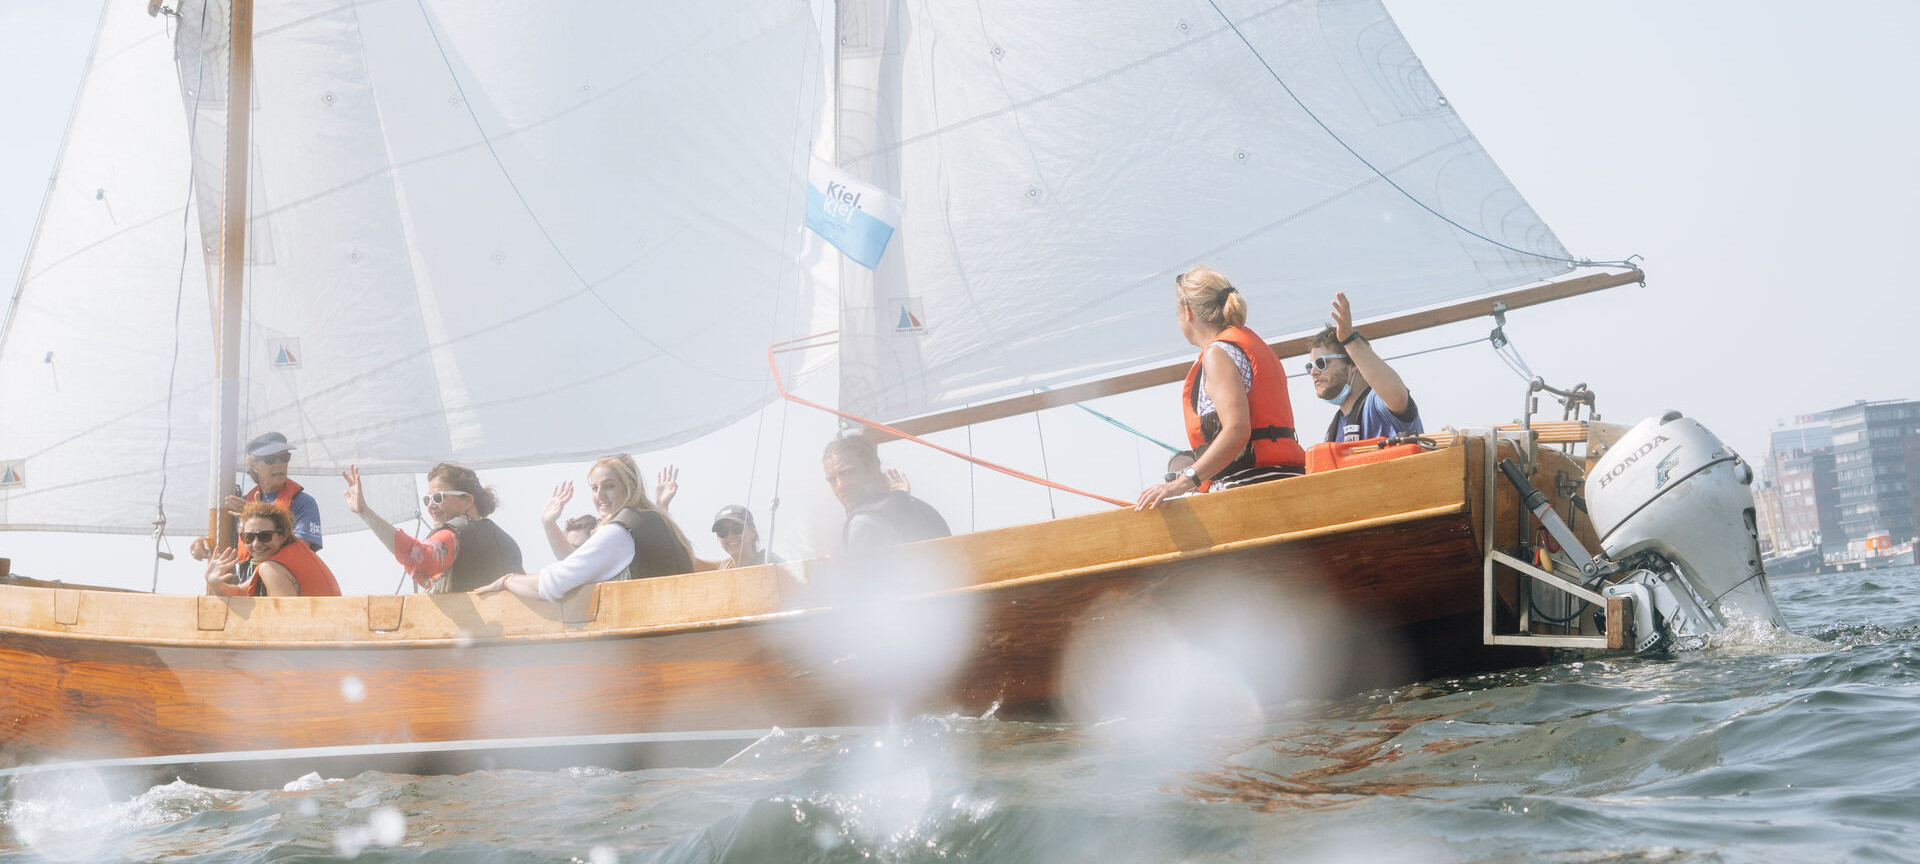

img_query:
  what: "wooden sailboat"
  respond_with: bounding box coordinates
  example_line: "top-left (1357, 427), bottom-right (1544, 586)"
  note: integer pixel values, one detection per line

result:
top-left (2, 431), bottom-right (1622, 784)
top-left (1, 0), bottom-right (1780, 783)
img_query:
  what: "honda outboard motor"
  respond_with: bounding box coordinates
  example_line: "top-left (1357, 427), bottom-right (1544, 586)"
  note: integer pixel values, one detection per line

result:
top-left (1585, 411), bottom-right (1787, 650)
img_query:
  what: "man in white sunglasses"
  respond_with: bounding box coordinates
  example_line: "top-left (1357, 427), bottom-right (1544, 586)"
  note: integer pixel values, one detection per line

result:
top-left (1305, 292), bottom-right (1423, 443)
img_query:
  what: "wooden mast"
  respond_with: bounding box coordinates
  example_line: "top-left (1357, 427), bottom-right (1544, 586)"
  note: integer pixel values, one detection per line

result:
top-left (206, 0), bottom-right (254, 553)
top-left (886, 267), bottom-right (1644, 439)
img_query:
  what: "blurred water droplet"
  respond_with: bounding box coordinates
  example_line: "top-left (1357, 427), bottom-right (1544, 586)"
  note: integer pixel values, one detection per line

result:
top-left (589, 845), bottom-right (619, 864)
top-left (341, 675), bottom-right (366, 703)
top-left (369, 807), bottom-right (405, 845)
top-left (333, 826), bottom-right (366, 859)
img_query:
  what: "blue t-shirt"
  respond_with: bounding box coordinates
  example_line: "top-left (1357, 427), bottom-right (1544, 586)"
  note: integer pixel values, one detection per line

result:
top-left (1326, 387), bottom-right (1423, 443)
top-left (260, 487), bottom-right (324, 551)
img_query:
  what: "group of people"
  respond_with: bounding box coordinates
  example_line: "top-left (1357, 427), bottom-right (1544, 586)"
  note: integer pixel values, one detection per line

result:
top-left (192, 431), bottom-right (950, 603)
top-left (193, 264), bottom-right (1411, 600)
top-left (1135, 266), bottom-right (1422, 509)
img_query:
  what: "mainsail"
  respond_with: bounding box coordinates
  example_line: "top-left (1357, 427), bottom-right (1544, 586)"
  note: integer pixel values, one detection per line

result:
top-left (1, 0), bottom-right (826, 534)
top-left (834, 0), bottom-right (1575, 425)
top-left (4, 0), bottom-right (1589, 538)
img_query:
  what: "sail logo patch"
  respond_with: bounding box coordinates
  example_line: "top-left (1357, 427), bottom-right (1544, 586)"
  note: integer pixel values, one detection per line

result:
top-left (805, 156), bottom-right (903, 270)
top-left (268, 337), bottom-right (302, 369)
top-left (893, 298), bottom-right (927, 333)
top-left (0, 459), bottom-right (23, 488)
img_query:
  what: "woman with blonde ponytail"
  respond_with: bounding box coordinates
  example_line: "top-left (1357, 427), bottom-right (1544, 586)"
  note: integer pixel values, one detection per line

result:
top-left (475, 455), bottom-right (697, 602)
top-left (1136, 266), bottom-right (1306, 509)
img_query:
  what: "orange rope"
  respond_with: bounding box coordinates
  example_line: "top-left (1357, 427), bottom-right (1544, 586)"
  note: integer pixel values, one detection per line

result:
top-left (768, 344), bottom-right (1131, 508)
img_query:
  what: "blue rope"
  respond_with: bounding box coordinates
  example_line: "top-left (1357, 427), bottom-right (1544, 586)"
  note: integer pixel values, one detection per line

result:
top-left (1200, 0), bottom-right (1637, 270)
top-left (1038, 386), bottom-right (1182, 453)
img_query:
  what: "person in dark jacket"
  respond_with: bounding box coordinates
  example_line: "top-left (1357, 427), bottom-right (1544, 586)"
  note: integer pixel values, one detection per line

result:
top-left (343, 462), bottom-right (523, 593)
top-left (822, 435), bottom-right (950, 551)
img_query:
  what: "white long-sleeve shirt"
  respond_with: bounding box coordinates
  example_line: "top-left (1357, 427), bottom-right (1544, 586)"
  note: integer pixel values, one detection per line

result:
top-left (536, 523), bottom-right (633, 602)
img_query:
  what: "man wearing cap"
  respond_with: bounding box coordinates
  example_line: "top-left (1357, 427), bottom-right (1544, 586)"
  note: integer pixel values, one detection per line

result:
top-left (711, 504), bottom-right (780, 568)
top-left (189, 432), bottom-right (324, 560)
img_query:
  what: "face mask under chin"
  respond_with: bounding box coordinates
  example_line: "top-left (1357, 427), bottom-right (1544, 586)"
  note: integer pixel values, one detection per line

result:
top-left (1319, 380), bottom-right (1352, 406)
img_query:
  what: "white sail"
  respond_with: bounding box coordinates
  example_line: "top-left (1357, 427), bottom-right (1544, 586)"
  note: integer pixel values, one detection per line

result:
top-left (835, 0), bottom-right (1574, 423)
top-left (1, 0), bottom-right (825, 534)
top-left (0, 0), bottom-right (216, 534)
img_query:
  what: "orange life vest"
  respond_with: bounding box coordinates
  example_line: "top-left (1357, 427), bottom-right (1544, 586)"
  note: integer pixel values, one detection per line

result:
top-left (238, 538), bottom-right (341, 597)
top-left (1181, 325), bottom-right (1305, 489)
top-left (246, 477), bottom-right (304, 508)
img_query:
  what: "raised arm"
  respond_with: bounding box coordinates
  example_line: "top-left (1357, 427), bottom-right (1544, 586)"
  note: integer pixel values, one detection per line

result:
top-left (342, 466), bottom-right (400, 555)
top-left (539, 481), bottom-right (576, 559)
top-left (653, 465), bottom-right (679, 513)
top-left (203, 548), bottom-right (245, 596)
top-left (1331, 292), bottom-right (1410, 415)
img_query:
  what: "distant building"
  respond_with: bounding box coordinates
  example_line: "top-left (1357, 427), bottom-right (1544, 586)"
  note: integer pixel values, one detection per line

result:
top-left (1827, 399), bottom-right (1920, 550)
top-left (1755, 400), bottom-right (1920, 556)
top-left (1764, 449), bottom-right (1839, 554)
top-left (1756, 412), bottom-right (1842, 555)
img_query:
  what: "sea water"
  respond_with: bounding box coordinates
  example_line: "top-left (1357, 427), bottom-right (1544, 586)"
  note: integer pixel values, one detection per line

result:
top-left (5, 565), bottom-right (1918, 863)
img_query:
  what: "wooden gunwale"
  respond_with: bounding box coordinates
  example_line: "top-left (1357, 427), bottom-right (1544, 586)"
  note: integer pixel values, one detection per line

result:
top-left (0, 443), bottom-right (1489, 650)
top-left (1, 438), bottom-right (1587, 773)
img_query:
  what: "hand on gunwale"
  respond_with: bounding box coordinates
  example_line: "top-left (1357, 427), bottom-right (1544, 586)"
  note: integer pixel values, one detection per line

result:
top-left (1134, 476), bottom-right (1194, 511)
top-left (473, 573), bottom-right (514, 595)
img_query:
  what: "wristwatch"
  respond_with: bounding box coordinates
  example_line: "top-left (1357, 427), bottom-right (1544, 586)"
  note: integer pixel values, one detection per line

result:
top-left (1340, 330), bottom-right (1364, 345)
top-left (1180, 466), bottom-right (1201, 486)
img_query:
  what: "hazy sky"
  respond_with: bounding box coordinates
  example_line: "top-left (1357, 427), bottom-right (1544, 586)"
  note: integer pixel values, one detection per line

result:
top-left (2, 1), bottom-right (1917, 591)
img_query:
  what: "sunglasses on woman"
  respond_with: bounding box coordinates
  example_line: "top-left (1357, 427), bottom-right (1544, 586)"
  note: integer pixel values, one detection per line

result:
top-left (1303, 354), bottom-right (1347, 374)
top-left (422, 490), bottom-right (472, 507)
top-left (252, 452), bottom-right (291, 465)
top-left (240, 530), bottom-right (279, 544)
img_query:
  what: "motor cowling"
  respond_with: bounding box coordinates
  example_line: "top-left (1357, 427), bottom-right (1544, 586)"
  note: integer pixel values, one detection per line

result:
top-left (1585, 412), bottom-right (1786, 645)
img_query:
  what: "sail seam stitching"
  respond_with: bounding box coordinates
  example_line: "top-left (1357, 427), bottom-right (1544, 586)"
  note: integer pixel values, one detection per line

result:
top-left (837, 0), bottom-right (1311, 167)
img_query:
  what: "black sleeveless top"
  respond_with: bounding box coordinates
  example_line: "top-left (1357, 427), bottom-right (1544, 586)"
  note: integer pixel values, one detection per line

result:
top-left (608, 508), bottom-right (695, 579)
top-left (441, 515), bottom-right (525, 593)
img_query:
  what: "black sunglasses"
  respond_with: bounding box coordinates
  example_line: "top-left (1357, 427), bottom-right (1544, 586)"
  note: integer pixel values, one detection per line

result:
top-left (714, 523), bottom-right (744, 538)
top-left (241, 530), bottom-right (278, 544)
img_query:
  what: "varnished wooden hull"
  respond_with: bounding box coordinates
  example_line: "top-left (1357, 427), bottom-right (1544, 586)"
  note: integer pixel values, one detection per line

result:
top-left (0, 440), bottom-right (1587, 776)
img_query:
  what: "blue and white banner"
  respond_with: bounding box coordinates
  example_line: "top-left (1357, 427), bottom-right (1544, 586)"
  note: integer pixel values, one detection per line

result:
top-left (805, 156), bottom-right (903, 270)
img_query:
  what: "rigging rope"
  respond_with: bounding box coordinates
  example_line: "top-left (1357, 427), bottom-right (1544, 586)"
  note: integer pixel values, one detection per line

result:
top-left (1033, 411), bottom-right (1057, 520)
top-left (152, 0), bottom-right (216, 592)
top-left (1037, 385), bottom-right (1183, 454)
top-left (768, 345), bottom-right (1130, 508)
top-left (1200, 0), bottom-right (1638, 271)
